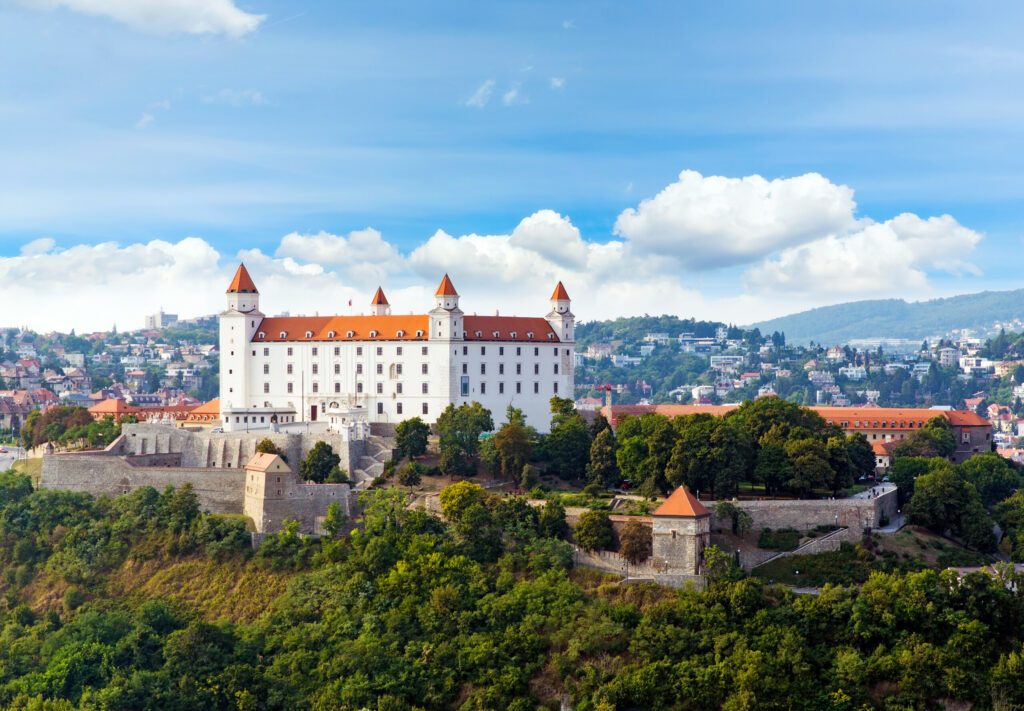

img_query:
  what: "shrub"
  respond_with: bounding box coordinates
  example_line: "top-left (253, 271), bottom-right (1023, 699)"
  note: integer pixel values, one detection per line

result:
top-left (757, 528), bottom-right (801, 551)
top-left (574, 510), bottom-right (614, 552)
top-left (63, 587), bottom-right (85, 612)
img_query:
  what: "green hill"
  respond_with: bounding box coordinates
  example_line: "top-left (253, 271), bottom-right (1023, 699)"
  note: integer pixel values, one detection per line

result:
top-left (749, 288), bottom-right (1024, 344)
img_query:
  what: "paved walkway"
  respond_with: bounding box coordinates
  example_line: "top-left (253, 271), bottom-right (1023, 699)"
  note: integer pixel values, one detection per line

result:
top-left (850, 482), bottom-right (897, 499)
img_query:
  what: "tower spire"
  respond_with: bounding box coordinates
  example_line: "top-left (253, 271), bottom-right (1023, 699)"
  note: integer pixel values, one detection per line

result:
top-left (226, 263), bottom-right (258, 294)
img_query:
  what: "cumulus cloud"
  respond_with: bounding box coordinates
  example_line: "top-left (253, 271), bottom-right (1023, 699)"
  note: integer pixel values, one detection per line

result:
top-left (207, 88), bottom-right (266, 106)
top-left (549, 77), bottom-right (566, 90)
top-left (0, 170), bottom-right (986, 331)
top-left (24, 0), bottom-right (265, 37)
top-left (613, 170), bottom-right (858, 269)
top-left (746, 213), bottom-right (983, 296)
top-left (502, 83), bottom-right (524, 106)
top-left (274, 228), bottom-right (404, 286)
top-left (465, 79), bottom-right (495, 108)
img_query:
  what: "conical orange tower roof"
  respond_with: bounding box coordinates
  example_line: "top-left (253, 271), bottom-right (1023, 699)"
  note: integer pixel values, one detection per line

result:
top-left (435, 274), bottom-right (459, 296)
top-left (551, 281), bottom-right (570, 301)
top-left (653, 486), bottom-right (711, 518)
top-left (370, 287), bottom-right (389, 305)
top-left (226, 263), bottom-right (258, 293)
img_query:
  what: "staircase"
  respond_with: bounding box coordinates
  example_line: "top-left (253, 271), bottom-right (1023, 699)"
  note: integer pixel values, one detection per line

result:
top-left (350, 435), bottom-right (394, 489)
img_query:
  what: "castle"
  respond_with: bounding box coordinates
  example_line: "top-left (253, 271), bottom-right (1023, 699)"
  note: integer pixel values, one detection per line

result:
top-left (220, 265), bottom-right (576, 434)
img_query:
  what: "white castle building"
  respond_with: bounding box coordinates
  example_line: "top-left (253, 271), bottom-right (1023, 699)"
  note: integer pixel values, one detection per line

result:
top-left (219, 264), bottom-right (575, 433)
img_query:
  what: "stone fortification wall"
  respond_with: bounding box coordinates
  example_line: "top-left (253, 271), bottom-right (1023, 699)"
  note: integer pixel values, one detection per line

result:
top-left (709, 489), bottom-right (897, 538)
top-left (573, 547), bottom-right (705, 590)
top-left (121, 423), bottom-right (365, 475)
top-left (40, 454), bottom-right (245, 513)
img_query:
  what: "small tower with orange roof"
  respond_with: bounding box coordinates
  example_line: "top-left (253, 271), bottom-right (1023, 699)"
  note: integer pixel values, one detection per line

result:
top-left (370, 287), bottom-right (390, 316)
top-left (545, 280), bottom-right (575, 343)
top-left (429, 274), bottom-right (464, 342)
top-left (651, 486), bottom-right (712, 579)
top-left (220, 263), bottom-right (264, 425)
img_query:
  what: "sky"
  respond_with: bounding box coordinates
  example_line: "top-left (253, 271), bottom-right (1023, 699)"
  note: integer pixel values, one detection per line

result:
top-left (2, 0), bottom-right (1024, 332)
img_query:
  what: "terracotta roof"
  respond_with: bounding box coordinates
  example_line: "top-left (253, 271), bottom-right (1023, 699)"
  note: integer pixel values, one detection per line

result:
top-left (871, 440), bottom-right (896, 456)
top-left (462, 316), bottom-right (560, 342)
top-left (245, 452), bottom-right (286, 472)
top-left (226, 263), bottom-right (258, 294)
top-left (89, 398), bottom-right (137, 415)
top-left (654, 487), bottom-right (710, 518)
top-left (189, 398), bottom-right (220, 416)
top-left (435, 274), bottom-right (458, 296)
top-left (254, 315), bottom-right (430, 342)
top-left (551, 281), bottom-right (570, 301)
top-left (944, 410), bottom-right (990, 427)
top-left (370, 287), bottom-right (389, 306)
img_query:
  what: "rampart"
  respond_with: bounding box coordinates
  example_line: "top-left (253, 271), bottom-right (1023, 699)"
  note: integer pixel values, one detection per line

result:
top-left (40, 453), bottom-right (245, 513)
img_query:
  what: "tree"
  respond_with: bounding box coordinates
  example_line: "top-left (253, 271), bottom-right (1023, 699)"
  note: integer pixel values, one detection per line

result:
top-left (436, 402), bottom-right (493, 477)
top-left (619, 519), bottom-right (653, 565)
top-left (255, 438), bottom-right (286, 462)
top-left (906, 461), bottom-right (963, 532)
top-left (438, 481), bottom-right (501, 560)
top-left (845, 432), bottom-right (876, 481)
top-left (587, 428), bottom-right (619, 488)
top-left (826, 436), bottom-right (855, 495)
top-left (958, 454), bottom-right (1021, 507)
top-left (299, 441), bottom-right (340, 484)
top-left (395, 417), bottom-right (430, 459)
top-left (895, 417), bottom-right (956, 459)
top-left (520, 464), bottom-right (539, 491)
top-left (574, 510), bottom-right (614, 552)
top-left (539, 499), bottom-right (569, 539)
top-left (493, 421), bottom-right (532, 480)
top-left (714, 501), bottom-right (752, 535)
top-left (783, 438), bottom-right (834, 497)
top-left (891, 457), bottom-right (934, 505)
top-left (545, 397), bottom-right (591, 481)
top-left (323, 501), bottom-right (346, 538)
top-left (398, 461), bottom-right (425, 488)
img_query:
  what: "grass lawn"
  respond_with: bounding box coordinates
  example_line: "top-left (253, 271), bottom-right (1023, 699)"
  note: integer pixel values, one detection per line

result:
top-left (13, 458), bottom-right (43, 487)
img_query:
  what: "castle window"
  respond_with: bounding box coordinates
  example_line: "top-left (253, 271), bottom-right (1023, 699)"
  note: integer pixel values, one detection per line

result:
top-left (534, 364), bottom-right (539, 375)
top-left (347, 331), bottom-right (355, 338)
top-left (264, 383), bottom-right (269, 393)
top-left (516, 382), bottom-right (521, 394)
top-left (481, 346), bottom-right (486, 355)
top-left (480, 383), bottom-right (486, 394)
top-left (397, 403), bottom-right (403, 415)
top-left (312, 347), bottom-right (318, 356)
top-left (475, 330), bottom-right (482, 337)
top-left (357, 382), bottom-right (363, 393)
top-left (534, 382), bottom-right (539, 394)
top-left (554, 364), bottom-right (559, 374)
top-left (287, 347), bottom-right (293, 356)
top-left (534, 347), bottom-right (539, 356)
top-left (264, 348), bottom-right (269, 356)
top-left (516, 364), bottom-right (521, 375)
top-left (499, 364), bottom-right (504, 374)
top-left (258, 332), bottom-right (265, 339)
top-left (463, 346), bottom-right (468, 355)
top-left (334, 383), bottom-right (340, 393)
top-left (334, 363), bottom-right (340, 375)
top-left (481, 363), bottom-right (486, 375)
top-left (287, 383), bottom-right (293, 394)
top-left (263, 364), bottom-right (269, 374)
top-left (416, 330), bottom-right (424, 338)
top-left (287, 364), bottom-right (293, 375)
top-left (376, 347), bottom-right (383, 356)
top-left (527, 332), bottom-right (534, 339)
top-left (397, 331), bottom-right (405, 338)
top-left (422, 382), bottom-right (428, 394)
top-left (554, 382), bottom-right (558, 393)
top-left (422, 403), bottom-right (428, 415)
top-left (280, 332), bottom-right (287, 339)
top-left (422, 363), bottom-right (428, 374)
top-left (356, 346), bottom-right (362, 356)
top-left (369, 330), bottom-right (378, 338)
top-left (396, 382), bottom-right (403, 394)
top-left (305, 331), bottom-right (313, 338)
top-left (312, 383), bottom-right (319, 393)
top-left (377, 382), bottom-right (383, 394)
top-left (462, 363), bottom-right (467, 374)
top-left (499, 382), bottom-right (504, 394)
top-left (312, 364), bottom-right (318, 375)
top-left (328, 331), bottom-right (336, 338)
top-left (493, 331), bottom-right (500, 338)
top-left (377, 403), bottom-right (383, 414)
top-left (376, 363), bottom-right (383, 375)
top-left (516, 347), bottom-right (521, 356)
top-left (356, 364), bottom-right (363, 375)
top-left (334, 347), bottom-right (340, 356)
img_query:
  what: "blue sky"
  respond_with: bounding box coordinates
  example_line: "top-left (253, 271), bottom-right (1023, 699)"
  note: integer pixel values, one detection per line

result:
top-left (1, 0), bottom-right (1023, 331)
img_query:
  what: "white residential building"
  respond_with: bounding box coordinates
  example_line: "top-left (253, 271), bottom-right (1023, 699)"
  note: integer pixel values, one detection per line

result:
top-left (219, 265), bottom-right (575, 433)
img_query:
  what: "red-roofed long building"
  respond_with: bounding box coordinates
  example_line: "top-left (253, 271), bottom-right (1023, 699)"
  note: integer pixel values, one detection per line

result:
top-left (220, 265), bottom-right (575, 432)
top-left (601, 402), bottom-right (993, 464)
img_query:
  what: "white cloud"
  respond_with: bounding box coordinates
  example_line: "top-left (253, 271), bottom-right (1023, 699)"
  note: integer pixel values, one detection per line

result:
top-left (613, 170), bottom-right (858, 269)
top-left (562, 18), bottom-right (575, 29)
top-left (502, 83), bottom-right (524, 106)
top-left (549, 77), bottom-right (566, 90)
top-left (135, 112), bottom-right (154, 129)
top-left (274, 228), bottom-right (404, 286)
top-left (0, 170), bottom-right (986, 331)
top-left (465, 79), bottom-right (495, 108)
top-left (207, 88), bottom-right (266, 106)
top-left (746, 213), bottom-right (982, 296)
top-left (24, 0), bottom-right (266, 37)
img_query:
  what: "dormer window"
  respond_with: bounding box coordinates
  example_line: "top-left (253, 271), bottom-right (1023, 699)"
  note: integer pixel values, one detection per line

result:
top-left (327, 331), bottom-right (336, 338)
top-left (369, 330), bottom-right (378, 338)
top-left (510, 331), bottom-right (517, 339)
top-left (475, 330), bottom-right (482, 337)
top-left (492, 331), bottom-right (500, 338)
top-left (346, 330), bottom-right (354, 338)
top-left (527, 331), bottom-right (534, 339)
top-left (305, 331), bottom-right (313, 338)
top-left (258, 332), bottom-right (265, 339)
top-left (415, 329), bottom-right (424, 338)
top-left (279, 331), bottom-right (287, 339)
top-left (396, 330), bottom-right (405, 338)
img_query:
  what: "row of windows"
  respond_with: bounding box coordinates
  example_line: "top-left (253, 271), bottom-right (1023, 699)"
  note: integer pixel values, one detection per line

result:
top-left (269, 381), bottom-right (430, 395)
top-left (262, 346), bottom-right (430, 358)
top-left (459, 346), bottom-right (569, 357)
top-left (372, 402), bottom-right (428, 415)
top-left (459, 379), bottom-right (558, 396)
top-left (463, 363), bottom-right (558, 375)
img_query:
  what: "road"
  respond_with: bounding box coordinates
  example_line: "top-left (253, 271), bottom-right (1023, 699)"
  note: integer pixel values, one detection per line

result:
top-left (0, 446), bottom-right (26, 471)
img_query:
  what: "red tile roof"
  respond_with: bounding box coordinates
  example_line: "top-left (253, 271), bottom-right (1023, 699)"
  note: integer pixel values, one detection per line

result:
top-left (226, 263), bottom-right (258, 294)
top-left (654, 487), bottom-right (710, 518)
top-left (370, 287), bottom-right (389, 306)
top-left (462, 316), bottom-right (560, 342)
top-left (551, 281), bottom-right (570, 301)
top-left (255, 315), bottom-right (430, 342)
top-left (944, 410), bottom-right (990, 427)
top-left (435, 274), bottom-right (458, 296)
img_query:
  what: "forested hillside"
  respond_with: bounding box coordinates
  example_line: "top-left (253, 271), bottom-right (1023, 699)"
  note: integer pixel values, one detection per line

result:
top-left (751, 288), bottom-right (1024, 343)
top-left (1, 471), bottom-right (1024, 708)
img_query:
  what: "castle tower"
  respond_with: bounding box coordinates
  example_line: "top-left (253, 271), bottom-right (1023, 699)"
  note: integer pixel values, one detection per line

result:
top-left (220, 264), bottom-right (264, 421)
top-left (429, 274), bottom-right (463, 341)
top-left (370, 287), bottom-right (390, 316)
top-left (545, 281), bottom-right (575, 343)
top-left (243, 452), bottom-right (292, 533)
top-left (651, 486), bottom-right (712, 577)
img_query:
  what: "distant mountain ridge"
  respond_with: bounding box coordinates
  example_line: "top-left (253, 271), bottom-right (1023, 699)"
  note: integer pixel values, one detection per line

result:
top-left (749, 288), bottom-right (1024, 344)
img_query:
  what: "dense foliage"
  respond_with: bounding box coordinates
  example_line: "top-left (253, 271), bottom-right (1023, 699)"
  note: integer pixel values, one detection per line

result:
top-left (2, 473), bottom-right (1024, 708)
top-left (21, 408), bottom-right (129, 450)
